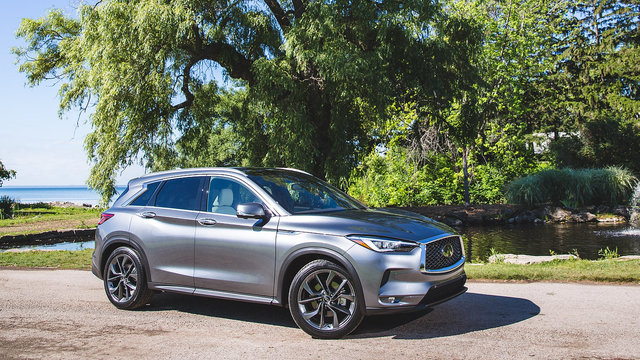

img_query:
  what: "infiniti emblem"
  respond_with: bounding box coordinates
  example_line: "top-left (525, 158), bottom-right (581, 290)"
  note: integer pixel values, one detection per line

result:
top-left (441, 243), bottom-right (455, 258)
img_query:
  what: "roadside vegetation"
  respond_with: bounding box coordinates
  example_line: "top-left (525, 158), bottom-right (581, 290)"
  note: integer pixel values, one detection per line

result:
top-left (466, 259), bottom-right (640, 283)
top-left (1, 249), bottom-right (639, 283)
top-left (0, 249), bottom-right (93, 269)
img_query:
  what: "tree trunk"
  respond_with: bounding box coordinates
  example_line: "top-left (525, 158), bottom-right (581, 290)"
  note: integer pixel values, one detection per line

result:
top-left (462, 146), bottom-right (471, 207)
top-left (307, 83), bottom-right (332, 180)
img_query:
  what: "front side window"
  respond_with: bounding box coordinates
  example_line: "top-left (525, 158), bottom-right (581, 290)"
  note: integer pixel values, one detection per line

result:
top-left (207, 177), bottom-right (263, 215)
top-left (245, 169), bottom-right (365, 214)
top-left (154, 177), bottom-right (203, 211)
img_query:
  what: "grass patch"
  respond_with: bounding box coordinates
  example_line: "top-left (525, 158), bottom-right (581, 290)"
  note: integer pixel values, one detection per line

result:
top-left (0, 249), bottom-right (93, 269)
top-left (0, 206), bottom-right (102, 227)
top-left (466, 259), bottom-right (640, 282)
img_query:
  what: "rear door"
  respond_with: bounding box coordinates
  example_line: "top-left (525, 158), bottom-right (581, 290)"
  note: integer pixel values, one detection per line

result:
top-left (129, 176), bottom-right (206, 287)
top-left (194, 176), bottom-right (278, 297)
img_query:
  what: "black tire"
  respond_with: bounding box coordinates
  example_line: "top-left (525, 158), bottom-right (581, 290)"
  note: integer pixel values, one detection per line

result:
top-left (103, 246), bottom-right (153, 310)
top-left (288, 259), bottom-right (364, 339)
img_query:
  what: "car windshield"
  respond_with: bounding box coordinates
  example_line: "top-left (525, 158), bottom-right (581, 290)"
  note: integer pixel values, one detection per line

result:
top-left (244, 169), bottom-right (366, 214)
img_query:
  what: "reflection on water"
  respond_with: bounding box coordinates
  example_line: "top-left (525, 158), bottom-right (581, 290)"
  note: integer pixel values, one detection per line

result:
top-left (2, 223), bottom-right (639, 260)
top-left (1, 241), bottom-right (95, 252)
top-left (460, 223), bottom-right (640, 261)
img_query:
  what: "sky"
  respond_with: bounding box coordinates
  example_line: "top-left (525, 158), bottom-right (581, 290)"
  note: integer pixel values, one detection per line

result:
top-left (0, 1), bottom-right (146, 186)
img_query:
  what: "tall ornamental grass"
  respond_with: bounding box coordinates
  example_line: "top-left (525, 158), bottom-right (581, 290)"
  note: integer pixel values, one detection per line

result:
top-left (505, 167), bottom-right (637, 208)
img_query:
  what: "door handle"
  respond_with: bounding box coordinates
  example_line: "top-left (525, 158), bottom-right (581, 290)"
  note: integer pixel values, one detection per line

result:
top-left (139, 211), bottom-right (156, 218)
top-left (198, 218), bottom-right (217, 226)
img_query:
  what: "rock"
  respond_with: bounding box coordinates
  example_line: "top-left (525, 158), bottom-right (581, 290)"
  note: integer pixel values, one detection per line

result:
top-left (613, 206), bottom-right (629, 218)
top-left (617, 255), bottom-right (640, 261)
top-left (571, 212), bottom-right (597, 223)
top-left (630, 211), bottom-right (640, 227)
top-left (596, 214), bottom-right (626, 223)
top-left (488, 253), bottom-right (578, 265)
top-left (442, 217), bottom-right (463, 227)
top-left (534, 218), bottom-right (544, 224)
top-left (546, 207), bottom-right (572, 222)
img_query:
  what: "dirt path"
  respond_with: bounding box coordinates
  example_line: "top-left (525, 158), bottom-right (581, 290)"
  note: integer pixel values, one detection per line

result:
top-left (1, 270), bottom-right (639, 359)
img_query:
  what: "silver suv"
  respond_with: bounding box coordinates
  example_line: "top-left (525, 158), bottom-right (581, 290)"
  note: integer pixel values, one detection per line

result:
top-left (92, 167), bottom-right (466, 338)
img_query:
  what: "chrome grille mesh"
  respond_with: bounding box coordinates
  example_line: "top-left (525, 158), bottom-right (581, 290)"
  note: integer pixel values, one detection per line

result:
top-left (423, 236), bottom-right (463, 271)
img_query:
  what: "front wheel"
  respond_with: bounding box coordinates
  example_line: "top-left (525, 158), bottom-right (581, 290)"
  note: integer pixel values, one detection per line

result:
top-left (288, 260), bottom-right (364, 339)
top-left (103, 246), bottom-right (153, 309)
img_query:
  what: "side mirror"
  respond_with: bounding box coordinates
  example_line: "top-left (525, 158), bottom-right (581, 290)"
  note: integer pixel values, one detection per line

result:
top-left (236, 202), bottom-right (268, 219)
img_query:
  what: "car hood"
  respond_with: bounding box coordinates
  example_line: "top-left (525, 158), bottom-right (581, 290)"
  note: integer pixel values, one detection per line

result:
top-left (276, 208), bottom-right (455, 242)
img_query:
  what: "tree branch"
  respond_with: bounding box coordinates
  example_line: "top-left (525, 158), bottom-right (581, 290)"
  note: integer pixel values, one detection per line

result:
top-left (263, 0), bottom-right (291, 31)
top-left (201, 42), bottom-right (254, 83)
top-left (292, 0), bottom-right (305, 19)
top-left (172, 57), bottom-right (198, 111)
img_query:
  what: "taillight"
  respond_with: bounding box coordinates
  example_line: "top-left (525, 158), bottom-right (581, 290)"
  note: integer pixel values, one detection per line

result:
top-left (98, 213), bottom-right (114, 225)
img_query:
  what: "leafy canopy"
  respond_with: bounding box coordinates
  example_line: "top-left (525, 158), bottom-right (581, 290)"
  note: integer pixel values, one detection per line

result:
top-left (14, 0), bottom-right (476, 204)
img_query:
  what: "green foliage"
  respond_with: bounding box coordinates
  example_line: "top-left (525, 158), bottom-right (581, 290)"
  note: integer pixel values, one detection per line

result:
top-left (0, 196), bottom-right (16, 219)
top-left (14, 0), bottom-right (477, 204)
top-left (598, 247), bottom-right (620, 260)
top-left (505, 167), bottom-right (638, 207)
top-left (0, 160), bottom-right (16, 187)
top-left (348, 142), bottom-right (520, 207)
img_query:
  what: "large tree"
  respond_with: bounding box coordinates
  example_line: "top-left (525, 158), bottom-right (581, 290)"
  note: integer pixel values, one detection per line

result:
top-left (15, 0), bottom-right (472, 203)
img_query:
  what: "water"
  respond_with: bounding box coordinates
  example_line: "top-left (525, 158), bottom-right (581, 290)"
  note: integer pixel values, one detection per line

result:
top-left (0, 240), bottom-right (95, 252)
top-left (0, 185), bottom-right (127, 206)
top-left (3, 222), bottom-right (638, 258)
top-left (461, 222), bottom-right (640, 261)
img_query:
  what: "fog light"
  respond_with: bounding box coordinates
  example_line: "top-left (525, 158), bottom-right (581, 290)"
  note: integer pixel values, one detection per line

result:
top-left (380, 296), bottom-right (402, 304)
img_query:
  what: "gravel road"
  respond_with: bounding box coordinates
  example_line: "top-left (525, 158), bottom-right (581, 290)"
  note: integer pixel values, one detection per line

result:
top-left (1, 270), bottom-right (638, 359)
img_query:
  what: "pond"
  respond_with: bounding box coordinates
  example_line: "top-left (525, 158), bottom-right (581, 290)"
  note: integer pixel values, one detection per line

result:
top-left (2, 223), bottom-right (639, 261)
top-left (460, 222), bottom-right (640, 261)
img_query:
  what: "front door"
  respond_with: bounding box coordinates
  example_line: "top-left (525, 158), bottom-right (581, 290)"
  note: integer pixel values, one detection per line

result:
top-left (194, 176), bottom-right (277, 297)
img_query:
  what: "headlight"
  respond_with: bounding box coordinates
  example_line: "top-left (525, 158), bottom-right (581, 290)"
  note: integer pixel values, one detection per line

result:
top-left (347, 235), bottom-right (419, 253)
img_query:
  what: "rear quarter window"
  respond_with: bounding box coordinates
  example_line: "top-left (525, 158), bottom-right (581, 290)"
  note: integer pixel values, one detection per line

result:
top-left (129, 182), bottom-right (160, 206)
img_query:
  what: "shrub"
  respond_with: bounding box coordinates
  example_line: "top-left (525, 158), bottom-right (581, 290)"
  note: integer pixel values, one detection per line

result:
top-left (505, 167), bottom-right (637, 207)
top-left (0, 196), bottom-right (16, 219)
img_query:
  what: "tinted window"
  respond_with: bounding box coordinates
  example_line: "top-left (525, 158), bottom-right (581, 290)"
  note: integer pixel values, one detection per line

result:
top-left (154, 177), bottom-right (203, 211)
top-left (245, 169), bottom-right (364, 214)
top-left (207, 177), bottom-right (263, 215)
top-left (129, 182), bottom-right (160, 206)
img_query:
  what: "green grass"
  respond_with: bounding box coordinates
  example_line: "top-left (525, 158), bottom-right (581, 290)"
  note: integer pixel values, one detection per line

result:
top-left (466, 259), bottom-right (640, 282)
top-left (0, 206), bottom-right (103, 227)
top-left (0, 249), bottom-right (93, 269)
top-left (1, 249), bottom-right (639, 283)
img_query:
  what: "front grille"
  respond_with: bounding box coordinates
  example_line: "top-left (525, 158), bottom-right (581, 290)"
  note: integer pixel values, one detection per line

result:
top-left (423, 235), bottom-right (463, 271)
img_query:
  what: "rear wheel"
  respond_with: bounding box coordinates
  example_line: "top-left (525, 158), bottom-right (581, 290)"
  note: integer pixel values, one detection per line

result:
top-left (103, 246), bottom-right (153, 309)
top-left (288, 260), bottom-right (364, 339)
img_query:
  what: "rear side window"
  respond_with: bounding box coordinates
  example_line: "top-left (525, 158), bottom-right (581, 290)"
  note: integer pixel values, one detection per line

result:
top-left (154, 177), bottom-right (204, 211)
top-left (129, 182), bottom-right (160, 206)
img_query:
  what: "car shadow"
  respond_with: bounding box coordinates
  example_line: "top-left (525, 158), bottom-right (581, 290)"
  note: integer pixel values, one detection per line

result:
top-left (142, 292), bottom-right (297, 328)
top-left (351, 292), bottom-right (540, 339)
top-left (139, 291), bottom-right (539, 338)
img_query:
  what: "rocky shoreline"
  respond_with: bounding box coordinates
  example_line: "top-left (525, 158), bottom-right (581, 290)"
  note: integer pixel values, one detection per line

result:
top-left (400, 204), bottom-right (639, 227)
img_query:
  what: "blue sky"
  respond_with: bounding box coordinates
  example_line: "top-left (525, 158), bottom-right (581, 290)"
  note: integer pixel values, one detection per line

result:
top-left (0, 1), bottom-right (145, 186)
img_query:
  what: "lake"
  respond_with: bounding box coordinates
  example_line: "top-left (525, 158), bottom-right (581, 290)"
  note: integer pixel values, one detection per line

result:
top-left (0, 185), bottom-right (127, 206)
top-left (460, 222), bottom-right (640, 261)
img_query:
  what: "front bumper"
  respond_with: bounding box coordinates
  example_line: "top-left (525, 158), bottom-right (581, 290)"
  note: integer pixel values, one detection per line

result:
top-left (344, 234), bottom-right (467, 315)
